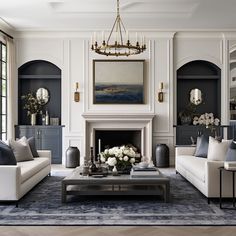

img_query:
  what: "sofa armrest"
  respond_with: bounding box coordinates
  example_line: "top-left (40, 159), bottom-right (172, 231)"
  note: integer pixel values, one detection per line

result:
top-left (37, 150), bottom-right (51, 160)
top-left (0, 166), bottom-right (21, 200)
top-left (175, 146), bottom-right (196, 156)
top-left (205, 160), bottom-right (224, 196)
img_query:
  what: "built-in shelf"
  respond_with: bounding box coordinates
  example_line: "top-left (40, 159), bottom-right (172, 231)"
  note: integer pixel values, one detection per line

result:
top-left (19, 75), bottom-right (61, 79)
top-left (177, 75), bottom-right (220, 80)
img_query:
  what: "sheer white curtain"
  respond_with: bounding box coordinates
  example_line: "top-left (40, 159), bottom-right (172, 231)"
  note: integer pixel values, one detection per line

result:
top-left (6, 37), bottom-right (17, 139)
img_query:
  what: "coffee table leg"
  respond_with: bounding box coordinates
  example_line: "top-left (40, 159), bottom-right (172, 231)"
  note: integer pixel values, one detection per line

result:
top-left (62, 182), bottom-right (67, 203)
top-left (164, 182), bottom-right (170, 203)
top-left (220, 169), bottom-right (222, 209)
top-left (233, 172), bottom-right (235, 208)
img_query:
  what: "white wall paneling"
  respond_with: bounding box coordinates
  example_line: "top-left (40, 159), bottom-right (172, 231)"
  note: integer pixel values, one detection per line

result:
top-left (15, 30), bottom-right (232, 166)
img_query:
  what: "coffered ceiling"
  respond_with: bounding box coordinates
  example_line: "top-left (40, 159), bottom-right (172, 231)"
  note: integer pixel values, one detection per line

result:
top-left (0, 0), bottom-right (236, 31)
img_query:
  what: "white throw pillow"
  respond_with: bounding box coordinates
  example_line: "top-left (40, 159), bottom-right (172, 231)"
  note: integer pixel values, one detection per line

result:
top-left (9, 136), bottom-right (34, 162)
top-left (207, 137), bottom-right (232, 161)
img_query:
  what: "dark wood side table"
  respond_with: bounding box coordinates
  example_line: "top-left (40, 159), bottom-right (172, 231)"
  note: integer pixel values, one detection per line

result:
top-left (219, 167), bottom-right (236, 209)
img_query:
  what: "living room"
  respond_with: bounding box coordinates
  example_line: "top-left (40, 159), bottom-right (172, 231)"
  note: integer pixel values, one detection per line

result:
top-left (1, 0), bottom-right (236, 235)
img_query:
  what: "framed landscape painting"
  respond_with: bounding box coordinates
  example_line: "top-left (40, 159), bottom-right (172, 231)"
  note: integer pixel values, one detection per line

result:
top-left (93, 60), bottom-right (145, 104)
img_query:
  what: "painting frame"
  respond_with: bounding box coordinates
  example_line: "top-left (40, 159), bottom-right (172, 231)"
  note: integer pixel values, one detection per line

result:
top-left (93, 60), bottom-right (145, 104)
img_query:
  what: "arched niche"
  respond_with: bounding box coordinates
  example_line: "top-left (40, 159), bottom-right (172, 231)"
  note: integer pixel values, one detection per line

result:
top-left (18, 60), bottom-right (61, 125)
top-left (175, 60), bottom-right (221, 144)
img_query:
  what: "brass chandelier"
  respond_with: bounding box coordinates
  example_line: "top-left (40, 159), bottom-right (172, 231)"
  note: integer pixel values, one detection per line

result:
top-left (91, 0), bottom-right (146, 57)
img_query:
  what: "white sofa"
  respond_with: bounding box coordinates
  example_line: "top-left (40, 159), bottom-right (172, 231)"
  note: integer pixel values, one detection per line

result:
top-left (176, 146), bottom-right (235, 200)
top-left (0, 150), bottom-right (51, 204)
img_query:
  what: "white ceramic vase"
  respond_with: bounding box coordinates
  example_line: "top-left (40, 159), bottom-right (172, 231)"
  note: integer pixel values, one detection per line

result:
top-left (30, 113), bottom-right (36, 126)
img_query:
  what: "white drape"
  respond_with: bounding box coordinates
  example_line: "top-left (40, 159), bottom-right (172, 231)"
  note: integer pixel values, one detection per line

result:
top-left (6, 37), bottom-right (17, 139)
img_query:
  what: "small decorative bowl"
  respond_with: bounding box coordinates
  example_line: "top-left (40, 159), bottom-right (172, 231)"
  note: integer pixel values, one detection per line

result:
top-left (138, 162), bottom-right (149, 168)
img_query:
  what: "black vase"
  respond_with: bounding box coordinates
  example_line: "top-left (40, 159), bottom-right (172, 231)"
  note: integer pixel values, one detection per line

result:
top-left (66, 146), bottom-right (80, 168)
top-left (155, 144), bottom-right (169, 168)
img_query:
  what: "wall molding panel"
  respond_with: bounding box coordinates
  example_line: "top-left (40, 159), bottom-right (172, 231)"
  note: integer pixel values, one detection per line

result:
top-left (15, 31), bottom-right (231, 165)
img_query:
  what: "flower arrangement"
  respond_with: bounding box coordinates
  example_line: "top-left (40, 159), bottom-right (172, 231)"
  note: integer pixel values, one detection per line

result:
top-left (179, 102), bottom-right (197, 125)
top-left (193, 113), bottom-right (220, 131)
top-left (100, 145), bottom-right (137, 171)
top-left (21, 93), bottom-right (42, 115)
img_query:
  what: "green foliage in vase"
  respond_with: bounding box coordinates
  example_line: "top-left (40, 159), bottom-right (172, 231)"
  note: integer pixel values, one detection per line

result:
top-left (21, 93), bottom-right (43, 115)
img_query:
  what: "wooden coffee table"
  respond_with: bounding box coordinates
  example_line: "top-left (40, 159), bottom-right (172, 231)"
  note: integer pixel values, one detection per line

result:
top-left (61, 167), bottom-right (170, 203)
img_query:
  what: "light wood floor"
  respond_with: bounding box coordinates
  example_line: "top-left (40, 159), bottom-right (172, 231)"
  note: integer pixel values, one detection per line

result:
top-left (1, 226), bottom-right (236, 236)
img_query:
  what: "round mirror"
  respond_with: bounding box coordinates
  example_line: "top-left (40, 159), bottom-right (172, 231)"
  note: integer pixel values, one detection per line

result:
top-left (190, 88), bottom-right (203, 105)
top-left (36, 88), bottom-right (50, 105)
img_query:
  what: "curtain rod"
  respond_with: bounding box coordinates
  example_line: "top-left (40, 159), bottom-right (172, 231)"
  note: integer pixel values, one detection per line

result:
top-left (0, 30), bottom-right (13, 39)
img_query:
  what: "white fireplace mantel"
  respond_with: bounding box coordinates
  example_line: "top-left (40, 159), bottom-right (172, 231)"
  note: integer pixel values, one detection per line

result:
top-left (82, 113), bottom-right (155, 163)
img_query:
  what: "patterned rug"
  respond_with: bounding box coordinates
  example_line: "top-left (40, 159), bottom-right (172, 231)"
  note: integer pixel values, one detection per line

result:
top-left (0, 170), bottom-right (235, 225)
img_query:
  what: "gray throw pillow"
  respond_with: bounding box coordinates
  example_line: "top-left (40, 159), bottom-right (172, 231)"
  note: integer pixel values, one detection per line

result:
top-left (194, 134), bottom-right (209, 158)
top-left (226, 141), bottom-right (236, 161)
top-left (0, 140), bottom-right (16, 165)
top-left (27, 137), bottom-right (39, 157)
top-left (9, 137), bottom-right (34, 162)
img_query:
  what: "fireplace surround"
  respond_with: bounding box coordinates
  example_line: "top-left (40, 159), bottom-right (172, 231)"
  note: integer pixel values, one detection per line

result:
top-left (82, 113), bottom-right (155, 164)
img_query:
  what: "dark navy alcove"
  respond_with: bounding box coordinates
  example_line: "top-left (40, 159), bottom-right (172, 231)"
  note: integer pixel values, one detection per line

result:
top-left (176, 60), bottom-right (221, 145)
top-left (18, 60), bottom-right (61, 125)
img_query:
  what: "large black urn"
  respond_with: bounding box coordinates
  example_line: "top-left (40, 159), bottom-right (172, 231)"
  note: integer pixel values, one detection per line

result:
top-left (66, 146), bottom-right (80, 168)
top-left (155, 144), bottom-right (169, 168)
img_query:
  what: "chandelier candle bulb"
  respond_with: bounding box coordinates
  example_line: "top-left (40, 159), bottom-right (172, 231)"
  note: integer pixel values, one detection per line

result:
top-left (126, 30), bottom-right (129, 41)
top-left (136, 32), bottom-right (138, 42)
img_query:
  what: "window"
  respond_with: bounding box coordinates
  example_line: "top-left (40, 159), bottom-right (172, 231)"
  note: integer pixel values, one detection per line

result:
top-left (0, 42), bottom-right (7, 140)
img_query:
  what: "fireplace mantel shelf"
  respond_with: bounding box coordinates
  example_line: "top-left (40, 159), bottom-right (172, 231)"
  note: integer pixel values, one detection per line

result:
top-left (82, 113), bottom-right (155, 120)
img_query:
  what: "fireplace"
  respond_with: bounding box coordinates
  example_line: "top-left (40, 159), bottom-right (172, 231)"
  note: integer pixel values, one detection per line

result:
top-left (95, 130), bottom-right (141, 158)
top-left (82, 113), bottom-right (155, 164)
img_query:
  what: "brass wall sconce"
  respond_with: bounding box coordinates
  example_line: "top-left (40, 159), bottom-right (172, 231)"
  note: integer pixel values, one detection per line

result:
top-left (158, 82), bottom-right (164, 102)
top-left (74, 82), bottom-right (80, 102)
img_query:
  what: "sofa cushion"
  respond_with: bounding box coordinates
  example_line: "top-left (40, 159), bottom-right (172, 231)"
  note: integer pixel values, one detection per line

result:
top-left (27, 137), bottom-right (39, 157)
top-left (0, 140), bottom-right (17, 165)
top-left (226, 141), bottom-right (236, 161)
top-left (176, 155), bottom-right (206, 182)
top-left (17, 157), bottom-right (50, 183)
top-left (207, 137), bottom-right (232, 161)
top-left (194, 135), bottom-right (209, 158)
top-left (9, 137), bottom-right (34, 162)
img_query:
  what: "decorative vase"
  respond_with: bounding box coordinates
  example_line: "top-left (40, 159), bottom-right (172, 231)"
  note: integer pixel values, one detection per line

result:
top-left (117, 164), bottom-right (132, 174)
top-left (30, 113), bottom-right (36, 126)
top-left (155, 144), bottom-right (169, 167)
top-left (112, 166), bottom-right (118, 175)
top-left (65, 146), bottom-right (80, 168)
top-left (180, 116), bottom-right (192, 125)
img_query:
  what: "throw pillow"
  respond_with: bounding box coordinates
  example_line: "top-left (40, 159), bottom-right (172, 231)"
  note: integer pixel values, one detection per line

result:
top-left (207, 137), bottom-right (232, 161)
top-left (226, 141), bottom-right (236, 161)
top-left (0, 140), bottom-right (17, 165)
top-left (27, 137), bottom-right (39, 157)
top-left (194, 134), bottom-right (209, 158)
top-left (9, 136), bottom-right (34, 162)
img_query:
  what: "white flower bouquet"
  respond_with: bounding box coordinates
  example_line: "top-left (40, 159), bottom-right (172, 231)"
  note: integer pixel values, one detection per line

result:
top-left (193, 113), bottom-right (220, 131)
top-left (100, 145), bottom-right (137, 172)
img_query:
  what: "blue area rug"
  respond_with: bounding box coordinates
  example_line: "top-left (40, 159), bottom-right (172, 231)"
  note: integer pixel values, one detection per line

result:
top-left (0, 170), bottom-right (235, 225)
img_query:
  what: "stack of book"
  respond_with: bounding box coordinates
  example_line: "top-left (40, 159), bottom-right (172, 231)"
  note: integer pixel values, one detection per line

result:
top-left (130, 166), bottom-right (160, 178)
top-left (224, 162), bottom-right (236, 170)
